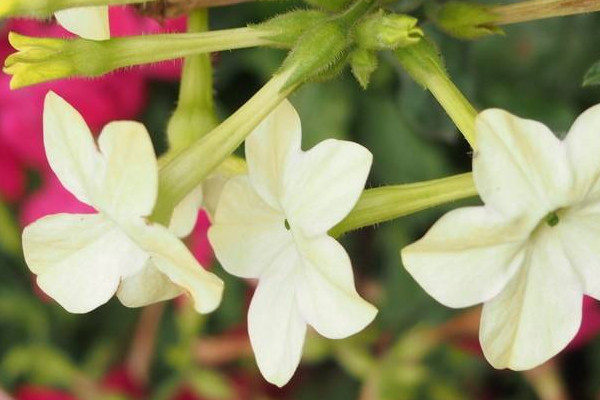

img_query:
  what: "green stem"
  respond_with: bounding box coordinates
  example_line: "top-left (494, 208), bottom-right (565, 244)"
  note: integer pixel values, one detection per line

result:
top-left (152, 68), bottom-right (299, 225)
top-left (395, 39), bottom-right (478, 149)
top-left (493, 0), bottom-right (600, 25)
top-left (167, 9), bottom-right (218, 150)
top-left (329, 173), bottom-right (478, 238)
top-left (0, 200), bottom-right (21, 258)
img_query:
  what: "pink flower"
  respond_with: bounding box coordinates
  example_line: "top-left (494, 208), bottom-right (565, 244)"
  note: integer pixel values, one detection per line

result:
top-left (14, 386), bottom-right (75, 400)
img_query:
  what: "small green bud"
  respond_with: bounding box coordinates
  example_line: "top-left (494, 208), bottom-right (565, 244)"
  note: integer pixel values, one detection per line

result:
top-left (281, 21), bottom-right (350, 87)
top-left (355, 11), bottom-right (423, 50)
top-left (429, 1), bottom-right (503, 40)
top-left (255, 9), bottom-right (329, 48)
top-left (303, 0), bottom-right (353, 13)
top-left (350, 48), bottom-right (378, 89)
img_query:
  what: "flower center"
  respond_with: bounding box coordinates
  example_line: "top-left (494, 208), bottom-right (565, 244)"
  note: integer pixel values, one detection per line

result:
top-left (284, 219), bottom-right (291, 231)
top-left (544, 211), bottom-right (560, 228)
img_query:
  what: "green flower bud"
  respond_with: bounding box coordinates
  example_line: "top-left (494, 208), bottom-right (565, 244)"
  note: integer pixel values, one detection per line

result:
top-left (429, 1), bottom-right (503, 40)
top-left (350, 48), bottom-right (378, 89)
top-left (355, 11), bottom-right (423, 50)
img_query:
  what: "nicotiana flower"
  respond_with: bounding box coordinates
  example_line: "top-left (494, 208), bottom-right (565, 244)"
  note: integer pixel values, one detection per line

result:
top-left (54, 6), bottom-right (110, 41)
top-left (402, 105), bottom-right (600, 370)
top-left (209, 100), bottom-right (378, 387)
top-left (22, 92), bottom-right (224, 314)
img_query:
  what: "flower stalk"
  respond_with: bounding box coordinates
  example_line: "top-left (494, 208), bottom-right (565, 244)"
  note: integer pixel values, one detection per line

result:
top-left (4, 28), bottom-right (276, 89)
top-left (166, 9), bottom-right (217, 150)
top-left (493, 0), bottom-right (600, 25)
top-left (395, 39), bottom-right (478, 148)
top-left (330, 173), bottom-right (478, 238)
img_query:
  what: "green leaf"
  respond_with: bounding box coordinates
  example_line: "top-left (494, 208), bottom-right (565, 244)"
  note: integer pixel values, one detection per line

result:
top-left (583, 60), bottom-right (600, 86)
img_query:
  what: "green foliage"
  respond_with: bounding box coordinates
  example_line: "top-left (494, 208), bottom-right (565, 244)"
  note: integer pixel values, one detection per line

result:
top-left (583, 59), bottom-right (600, 86)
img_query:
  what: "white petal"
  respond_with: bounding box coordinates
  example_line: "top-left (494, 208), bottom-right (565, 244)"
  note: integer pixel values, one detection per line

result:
top-left (97, 121), bottom-right (158, 219)
top-left (248, 249), bottom-right (307, 387)
top-left (169, 185), bottom-right (203, 238)
top-left (474, 109), bottom-right (571, 217)
top-left (401, 207), bottom-right (529, 308)
top-left (117, 261), bottom-right (182, 308)
top-left (480, 229), bottom-right (583, 370)
top-left (126, 219), bottom-right (224, 314)
top-left (23, 214), bottom-right (147, 313)
top-left (564, 104), bottom-right (600, 201)
top-left (55, 6), bottom-right (110, 41)
top-left (283, 139), bottom-right (372, 236)
top-left (43, 92), bottom-right (101, 206)
top-left (245, 99), bottom-right (302, 209)
top-left (209, 176), bottom-right (292, 279)
top-left (558, 207), bottom-right (600, 299)
top-left (295, 235), bottom-right (377, 339)
top-left (202, 174), bottom-right (228, 220)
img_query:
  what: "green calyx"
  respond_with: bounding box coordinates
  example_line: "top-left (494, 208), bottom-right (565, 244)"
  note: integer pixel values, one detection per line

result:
top-left (355, 10), bottom-right (424, 50)
top-left (428, 1), bottom-right (504, 40)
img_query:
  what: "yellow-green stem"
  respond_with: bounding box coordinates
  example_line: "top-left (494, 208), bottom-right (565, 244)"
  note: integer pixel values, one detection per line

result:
top-left (153, 69), bottom-right (298, 225)
top-left (330, 173), bottom-right (478, 238)
top-left (395, 40), bottom-right (478, 149)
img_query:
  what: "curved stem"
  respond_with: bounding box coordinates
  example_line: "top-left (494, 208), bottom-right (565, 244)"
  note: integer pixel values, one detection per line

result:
top-left (494, 0), bottom-right (600, 25)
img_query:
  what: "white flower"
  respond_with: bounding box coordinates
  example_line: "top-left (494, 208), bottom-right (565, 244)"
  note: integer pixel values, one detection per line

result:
top-left (401, 105), bottom-right (600, 370)
top-left (55, 6), bottom-right (110, 41)
top-left (208, 100), bottom-right (378, 387)
top-left (22, 92), bottom-right (224, 314)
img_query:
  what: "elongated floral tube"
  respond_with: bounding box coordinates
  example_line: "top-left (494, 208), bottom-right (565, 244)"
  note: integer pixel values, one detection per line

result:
top-left (153, 69), bottom-right (298, 225)
top-left (329, 173), bottom-right (478, 237)
top-left (493, 0), bottom-right (600, 25)
top-left (395, 39), bottom-right (478, 149)
top-left (3, 28), bottom-right (277, 89)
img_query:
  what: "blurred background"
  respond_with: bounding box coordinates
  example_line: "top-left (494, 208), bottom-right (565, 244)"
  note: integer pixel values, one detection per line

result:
top-left (1, 1), bottom-right (600, 399)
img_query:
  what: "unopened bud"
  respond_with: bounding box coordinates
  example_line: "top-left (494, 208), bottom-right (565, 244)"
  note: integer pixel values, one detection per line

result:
top-left (430, 1), bottom-right (503, 40)
top-left (355, 11), bottom-right (423, 50)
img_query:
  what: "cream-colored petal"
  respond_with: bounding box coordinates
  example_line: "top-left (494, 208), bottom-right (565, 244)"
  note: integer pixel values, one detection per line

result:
top-left (126, 219), bottom-right (223, 314)
top-left (97, 121), bottom-right (158, 219)
top-left (209, 176), bottom-right (292, 279)
top-left (295, 235), bottom-right (377, 339)
top-left (43, 92), bottom-right (101, 206)
top-left (55, 6), bottom-right (110, 41)
top-left (169, 185), bottom-right (203, 238)
top-left (558, 207), bottom-right (600, 299)
top-left (474, 109), bottom-right (571, 217)
top-left (245, 99), bottom-right (302, 209)
top-left (202, 174), bottom-right (228, 221)
top-left (248, 248), bottom-right (307, 387)
top-left (23, 214), bottom-right (147, 313)
top-left (117, 261), bottom-right (182, 308)
top-left (564, 104), bottom-right (600, 201)
top-left (283, 139), bottom-right (372, 236)
top-left (480, 229), bottom-right (582, 370)
top-left (401, 207), bottom-right (529, 308)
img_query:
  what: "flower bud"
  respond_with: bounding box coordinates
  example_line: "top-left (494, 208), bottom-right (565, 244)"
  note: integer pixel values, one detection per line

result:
top-left (355, 11), bottom-right (423, 50)
top-left (429, 1), bottom-right (503, 40)
top-left (350, 48), bottom-right (378, 89)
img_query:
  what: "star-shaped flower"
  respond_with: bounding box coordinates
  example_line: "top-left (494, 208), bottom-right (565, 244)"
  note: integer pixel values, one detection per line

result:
top-left (22, 92), bottom-right (224, 314)
top-left (208, 100), bottom-right (378, 387)
top-left (55, 6), bottom-right (110, 41)
top-left (401, 105), bottom-right (600, 370)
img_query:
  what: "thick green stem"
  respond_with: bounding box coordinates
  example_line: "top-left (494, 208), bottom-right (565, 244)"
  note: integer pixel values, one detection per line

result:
top-left (152, 69), bottom-right (299, 224)
top-left (329, 173), bottom-right (478, 238)
top-left (493, 0), bottom-right (600, 25)
top-left (395, 40), bottom-right (478, 149)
